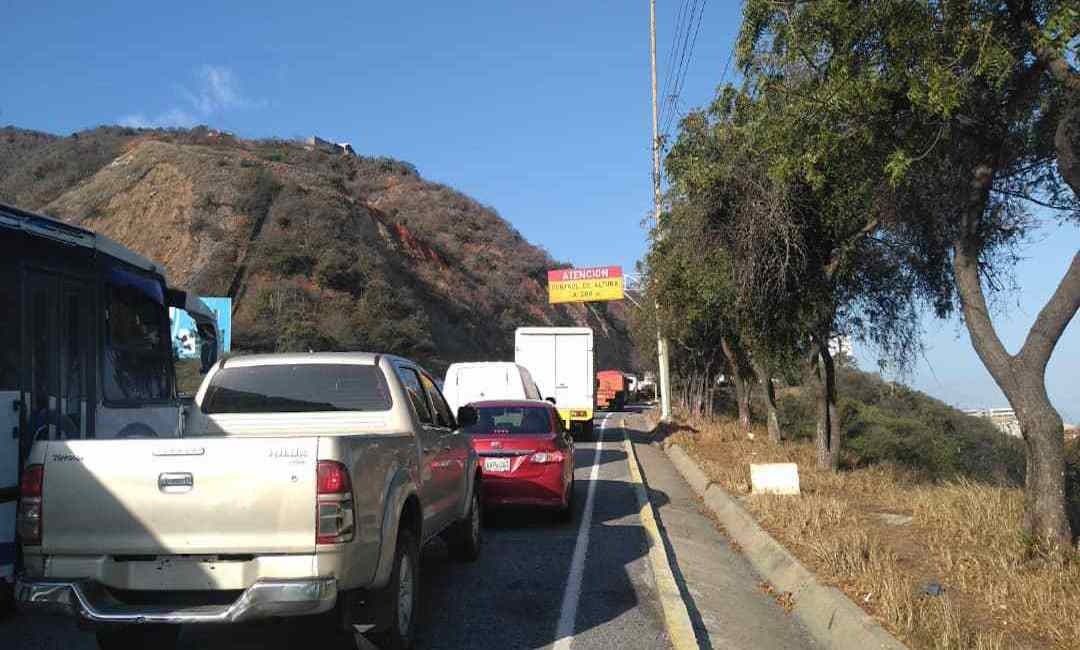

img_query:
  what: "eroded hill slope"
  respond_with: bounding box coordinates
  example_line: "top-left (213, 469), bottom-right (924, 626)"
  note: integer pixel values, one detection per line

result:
top-left (0, 125), bottom-right (632, 371)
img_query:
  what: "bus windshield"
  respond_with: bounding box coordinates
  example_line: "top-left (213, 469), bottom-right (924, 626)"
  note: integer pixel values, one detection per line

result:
top-left (103, 266), bottom-right (173, 403)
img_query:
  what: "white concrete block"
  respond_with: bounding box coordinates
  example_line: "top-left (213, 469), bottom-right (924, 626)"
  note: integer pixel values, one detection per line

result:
top-left (750, 463), bottom-right (800, 495)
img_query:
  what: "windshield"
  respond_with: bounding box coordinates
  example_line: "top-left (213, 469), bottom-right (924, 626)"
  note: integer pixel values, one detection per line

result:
top-left (202, 364), bottom-right (392, 413)
top-left (103, 266), bottom-right (173, 403)
top-left (464, 406), bottom-right (554, 436)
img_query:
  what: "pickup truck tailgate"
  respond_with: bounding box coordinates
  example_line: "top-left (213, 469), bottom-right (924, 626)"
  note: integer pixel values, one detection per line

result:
top-left (40, 438), bottom-right (318, 556)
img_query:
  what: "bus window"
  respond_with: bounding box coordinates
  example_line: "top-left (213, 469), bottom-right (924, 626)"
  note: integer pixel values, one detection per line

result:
top-left (103, 267), bottom-right (173, 403)
top-left (59, 289), bottom-right (91, 437)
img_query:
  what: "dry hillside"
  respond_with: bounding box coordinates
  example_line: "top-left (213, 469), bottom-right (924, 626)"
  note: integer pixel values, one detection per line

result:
top-left (0, 125), bottom-right (633, 372)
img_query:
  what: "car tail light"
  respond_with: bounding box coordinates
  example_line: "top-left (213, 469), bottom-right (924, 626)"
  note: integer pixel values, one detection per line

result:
top-left (530, 451), bottom-right (564, 464)
top-left (318, 461), bottom-right (352, 494)
top-left (18, 464), bottom-right (44, 546)
top-left (316, 461), bottom-right (354, 545)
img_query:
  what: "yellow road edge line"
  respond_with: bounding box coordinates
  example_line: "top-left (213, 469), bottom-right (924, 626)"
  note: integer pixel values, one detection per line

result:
top-left (621, 419), bottom-right (698, 650)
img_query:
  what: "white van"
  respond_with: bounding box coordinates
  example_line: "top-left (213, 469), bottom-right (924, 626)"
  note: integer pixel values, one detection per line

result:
top-left (442, 362), bottom-right (542, 414)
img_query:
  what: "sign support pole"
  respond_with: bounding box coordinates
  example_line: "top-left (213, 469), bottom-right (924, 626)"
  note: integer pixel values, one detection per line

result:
top-left (650, 0), bottom-right (672, 422)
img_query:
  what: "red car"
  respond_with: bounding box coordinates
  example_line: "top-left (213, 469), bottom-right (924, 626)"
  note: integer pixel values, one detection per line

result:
top-left (458, 400), bottom-right (575, 520)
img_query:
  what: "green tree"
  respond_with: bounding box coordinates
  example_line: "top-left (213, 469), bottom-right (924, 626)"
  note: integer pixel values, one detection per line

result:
top-left (664, 84), bottom-right (925, 466)
top-left (739, 0), bottom-right (1079, 546)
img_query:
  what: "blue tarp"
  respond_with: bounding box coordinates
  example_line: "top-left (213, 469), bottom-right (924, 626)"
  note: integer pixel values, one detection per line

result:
top-left (170, 297), bottom-right (232, 359)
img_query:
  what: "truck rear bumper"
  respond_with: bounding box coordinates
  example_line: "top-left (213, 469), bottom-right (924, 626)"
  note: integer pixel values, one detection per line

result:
top-left (15, 576), bottom-right (337, 624)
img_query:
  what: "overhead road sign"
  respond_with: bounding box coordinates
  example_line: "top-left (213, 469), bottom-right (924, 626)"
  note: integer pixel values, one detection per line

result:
top-left (547, 266), bottom-right (624, 304)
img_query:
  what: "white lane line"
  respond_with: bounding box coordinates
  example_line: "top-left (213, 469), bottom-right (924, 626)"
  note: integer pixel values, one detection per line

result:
top-left (553, 414), bottom-right (608, 650)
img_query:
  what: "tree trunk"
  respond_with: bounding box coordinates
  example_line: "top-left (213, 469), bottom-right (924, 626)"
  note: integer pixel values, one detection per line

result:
top-left (720, 337), bottom-right (752, 432)
top-left (1056, 96), bottom-right (1079, 195)
top-left (812, 335), bottom-right (841, 471)
top-left (1018, 390), bottom-right (1069, 545)
top-left (954, 165), bottom-right (1079, 547)
top-left (755, 362), bottom-right (783, 443)
top-left (699, 372), bottom-right (708, 417)
top-left (695, 372), bottom-right (703, 416)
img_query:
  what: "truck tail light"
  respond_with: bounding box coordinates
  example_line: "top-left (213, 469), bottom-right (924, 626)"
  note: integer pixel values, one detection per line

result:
top-left (316, 461), bottom-right (354, 545)
top-left (18, 464), bottom-right (44, 546)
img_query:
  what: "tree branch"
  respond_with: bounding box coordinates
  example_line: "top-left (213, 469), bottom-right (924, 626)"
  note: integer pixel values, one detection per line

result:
top-left (991, 188), bottom-right (1077, 211)
top-left (953, 164), bottom-right (1018, 393)
top-left (1018, 252), bottom-right (1080, 373)
top-left (824, 218), bottom-right (879, 280)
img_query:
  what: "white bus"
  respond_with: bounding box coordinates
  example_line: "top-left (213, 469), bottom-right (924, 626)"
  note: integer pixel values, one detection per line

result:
top-left (0, 203), bottom-right (219, 608)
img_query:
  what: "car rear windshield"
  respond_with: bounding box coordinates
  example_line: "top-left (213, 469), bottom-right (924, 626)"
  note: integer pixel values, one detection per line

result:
top-left (202, 364), bottom-right (392, 413)
top-left (464, 406), bottom-right (553, 435)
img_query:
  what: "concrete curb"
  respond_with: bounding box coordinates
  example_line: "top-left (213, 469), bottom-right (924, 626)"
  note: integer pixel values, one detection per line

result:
top-left (621, 424), bottom-right (699, 650)
top-left (664, 443), bottom-right (908, 650)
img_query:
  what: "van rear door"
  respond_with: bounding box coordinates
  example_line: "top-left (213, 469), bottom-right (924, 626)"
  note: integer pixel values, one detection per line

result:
top-left (458, 365), bottom-right (512, 405)
top-left (516, 334), bottom-right (557, 401)
top-left (554, 333), bottom-right (593, 410)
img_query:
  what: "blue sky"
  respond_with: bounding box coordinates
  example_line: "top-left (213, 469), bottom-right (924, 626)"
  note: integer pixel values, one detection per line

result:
top-left (3, 1), bottom-right (1076, 419)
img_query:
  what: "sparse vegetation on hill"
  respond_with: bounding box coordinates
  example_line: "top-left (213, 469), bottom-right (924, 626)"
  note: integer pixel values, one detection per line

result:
top-left (772, 366), bottom-right (1025, 485)
top-left (0, 125), bottom-right (633, 371)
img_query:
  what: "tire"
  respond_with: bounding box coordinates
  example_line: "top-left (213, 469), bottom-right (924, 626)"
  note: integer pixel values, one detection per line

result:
top-left (0, 582), bottom-right (14, 619)
top-left (96, 624), bottom-right (180, 650)
top-left (448, 485), bottom-right (482, 562)
top-left (556, 476), bottom-right (575, 522)
top-left (582, 419), bottom-right (596, 441)
top-left (369, 528), bottom-right (420, 650)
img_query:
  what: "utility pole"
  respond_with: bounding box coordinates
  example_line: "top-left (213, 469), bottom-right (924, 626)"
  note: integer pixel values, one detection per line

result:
top-left (650, 0), bottom-right (673, 422)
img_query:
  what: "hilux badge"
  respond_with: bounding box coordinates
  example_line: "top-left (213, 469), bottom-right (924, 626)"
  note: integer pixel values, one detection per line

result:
top-left (268, 447), bottom-right (309, 459)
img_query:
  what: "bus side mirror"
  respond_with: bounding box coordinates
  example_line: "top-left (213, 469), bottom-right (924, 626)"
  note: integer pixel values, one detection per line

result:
top-left (457, 406), bottom-right (478, 428)
top-left (198, 327), bottom-right (218, 373)
top-left (545, 397), bottom-right (556, 405)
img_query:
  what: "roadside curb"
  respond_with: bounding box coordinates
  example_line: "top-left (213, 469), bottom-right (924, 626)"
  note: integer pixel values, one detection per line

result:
top-left (664, 443), bottom-right (908, 650)
top-left (620, 421), bottom-right (699, 650)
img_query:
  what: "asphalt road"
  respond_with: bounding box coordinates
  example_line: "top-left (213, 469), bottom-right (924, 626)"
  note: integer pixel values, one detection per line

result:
top-left (4, 412), bottom-right (672, 650)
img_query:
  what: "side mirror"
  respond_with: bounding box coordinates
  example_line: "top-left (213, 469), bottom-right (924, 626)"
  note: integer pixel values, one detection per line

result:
top-left (456, 405), bottom-right (478, 428)
top-left (545, 397), bottom-right (556, 405)
top-left (197, 323), bottom-right (219, 373)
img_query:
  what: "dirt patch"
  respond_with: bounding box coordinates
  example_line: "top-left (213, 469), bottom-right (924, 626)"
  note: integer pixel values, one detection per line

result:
top-left (665, 416), bottom-right (1079, 650)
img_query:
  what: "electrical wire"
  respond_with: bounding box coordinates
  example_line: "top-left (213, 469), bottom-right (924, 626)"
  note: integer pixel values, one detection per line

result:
top-left (658, 0), bottom-right (692, 134)
top-left (661, 0), bottom-right (708, 138)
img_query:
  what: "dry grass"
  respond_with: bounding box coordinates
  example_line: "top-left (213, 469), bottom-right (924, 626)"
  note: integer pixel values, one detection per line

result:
top-left (663, 415), bottom-right (1080, 650)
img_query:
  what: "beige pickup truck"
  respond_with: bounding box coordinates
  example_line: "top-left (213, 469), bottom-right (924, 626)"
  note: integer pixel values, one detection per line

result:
top-left (16, 352), bottom-right (482, 650)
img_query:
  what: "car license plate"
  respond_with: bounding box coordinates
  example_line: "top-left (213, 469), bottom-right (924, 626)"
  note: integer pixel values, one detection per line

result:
top-left (484, 457), bottom-right (511, 473)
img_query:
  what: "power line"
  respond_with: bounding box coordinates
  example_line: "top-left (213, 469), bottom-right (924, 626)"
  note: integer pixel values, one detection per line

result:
top-left (658, 5), bottom-right (690, 133)
top-left (663, 0), bottom-right (699, 129)
top-left (659, 0), bottom-right (692, 120)
top-left (661, 0), bottom-right (708, 138)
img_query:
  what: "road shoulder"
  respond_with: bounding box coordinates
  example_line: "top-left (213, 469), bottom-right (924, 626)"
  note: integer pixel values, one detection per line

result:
top-left (624, 413), bottom-right (818, 649)
top-left (663, 441), bottom-right (908, 650)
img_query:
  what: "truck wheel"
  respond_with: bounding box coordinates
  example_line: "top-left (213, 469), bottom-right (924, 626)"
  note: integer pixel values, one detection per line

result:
top-left (96, 624), bottom-right (179, 650)
top-left (448, 485), bottom-right (482, 562)
top-left (370, 528), bottom-right (420, 650)
top-left (583, 419), bottom-right (596, 441)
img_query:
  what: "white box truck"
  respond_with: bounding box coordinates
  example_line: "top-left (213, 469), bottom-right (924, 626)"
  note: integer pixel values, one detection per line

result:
top-left (514, 327), bottom-right (595, 438)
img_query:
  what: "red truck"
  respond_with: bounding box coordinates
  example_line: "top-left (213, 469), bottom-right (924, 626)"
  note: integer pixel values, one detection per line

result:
top-left (596, 370), bottom-right (628, 411)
